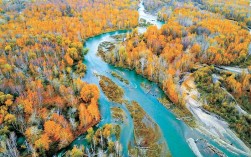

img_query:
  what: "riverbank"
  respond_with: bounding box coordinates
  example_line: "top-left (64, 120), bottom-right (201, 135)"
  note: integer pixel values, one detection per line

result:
top-left (181, 74), bottom-right (251, 156)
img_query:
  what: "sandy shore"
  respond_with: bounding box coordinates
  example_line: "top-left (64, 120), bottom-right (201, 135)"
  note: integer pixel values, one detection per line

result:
top-left (187, 138), bottom-right (203, 157)
top-left (180, 74), bottom-right (251, 156)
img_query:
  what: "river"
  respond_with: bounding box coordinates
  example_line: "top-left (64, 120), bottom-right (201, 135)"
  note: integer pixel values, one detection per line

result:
top-left (58, 1), bottom-right (250, 157)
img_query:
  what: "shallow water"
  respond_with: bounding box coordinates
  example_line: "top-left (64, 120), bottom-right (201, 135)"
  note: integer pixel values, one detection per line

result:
top-left (58, 2), bottom-right (249, 157)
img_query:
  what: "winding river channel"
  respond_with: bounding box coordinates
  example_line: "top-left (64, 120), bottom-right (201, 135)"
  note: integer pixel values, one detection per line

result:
top-left (58, 2), bottom-right (250, 157)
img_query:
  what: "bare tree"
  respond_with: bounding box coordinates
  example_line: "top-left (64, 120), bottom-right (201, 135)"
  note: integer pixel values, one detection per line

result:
top-left (5, 132), bottom-right (20, 157)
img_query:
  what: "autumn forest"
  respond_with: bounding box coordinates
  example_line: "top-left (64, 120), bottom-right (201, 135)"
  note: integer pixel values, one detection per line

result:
top-left (0, 0), bottom-right (250, 157)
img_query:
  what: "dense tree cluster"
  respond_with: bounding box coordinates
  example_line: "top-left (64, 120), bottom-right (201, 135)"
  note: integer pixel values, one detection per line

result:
top-left (150, 0), bottom-right (251, 29)
top-left (65, 124), bottom-right (122, 157)
top-left (222, 72), bottom-right (251, 113)
top-left (196, 0), bottom-right (251, 28)
top-left (0, 0), bottom-right (139, 156)
top-left (143, 0), bottom-right (172, 14)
